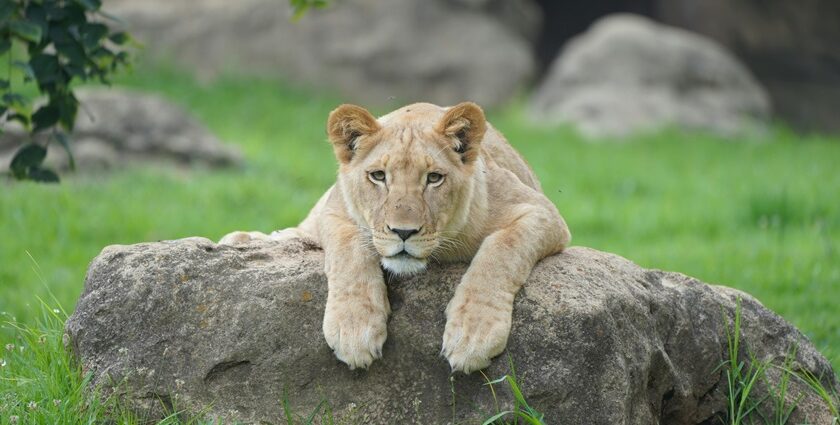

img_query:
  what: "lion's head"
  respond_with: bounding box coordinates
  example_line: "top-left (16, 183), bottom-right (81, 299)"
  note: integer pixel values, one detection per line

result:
top-left (326, 102), bottom-right (487, 276)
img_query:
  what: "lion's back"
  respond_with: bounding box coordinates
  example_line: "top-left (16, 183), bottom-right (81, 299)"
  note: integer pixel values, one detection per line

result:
top-left (481, 123), bottom-right (542, 192)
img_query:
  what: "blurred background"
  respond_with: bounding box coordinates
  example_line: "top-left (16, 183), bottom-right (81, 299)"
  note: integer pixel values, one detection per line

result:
top-left (1, 0), bottom-right (838, 374)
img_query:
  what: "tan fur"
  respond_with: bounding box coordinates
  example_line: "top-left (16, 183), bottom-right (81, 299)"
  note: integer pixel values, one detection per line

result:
top-left (220, 102), bottom-right (571, 373)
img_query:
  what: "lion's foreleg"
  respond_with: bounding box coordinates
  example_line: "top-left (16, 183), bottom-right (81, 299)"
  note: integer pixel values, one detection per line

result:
top-left (441, 203), bottom-right (570, 373)
top-left (319, 214), bottom-right (389, 369)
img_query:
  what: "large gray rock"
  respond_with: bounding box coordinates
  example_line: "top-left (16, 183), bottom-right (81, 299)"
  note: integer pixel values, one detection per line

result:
top-left (529, 14), bottom-right (770, 138)
top-left (657, 0), bottom-right (840, 134)
top-left (105, 0), bottom-right (535, 108)
top-left (0, 88), bottom-right (242, 172)
top-left (66, 237), bottom-right (838, 423)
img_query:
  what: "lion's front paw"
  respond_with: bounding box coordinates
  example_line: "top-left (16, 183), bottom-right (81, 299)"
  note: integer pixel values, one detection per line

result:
top-left (323, 297), bottom-right (389, 370)
top-left (219, 230), bottom-right (276, 245)
top-left (441, 292), bottom-right (513, 374)
top-left (218, 231), bottom-right (258, 245)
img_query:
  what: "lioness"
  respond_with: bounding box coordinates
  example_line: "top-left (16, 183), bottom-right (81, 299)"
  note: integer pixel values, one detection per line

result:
top-left (220, 102), bottom-right (571, 373)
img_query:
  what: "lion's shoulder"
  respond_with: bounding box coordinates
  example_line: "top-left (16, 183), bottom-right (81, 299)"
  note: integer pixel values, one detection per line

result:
top-left (480, 124), bottom-right (541, 192)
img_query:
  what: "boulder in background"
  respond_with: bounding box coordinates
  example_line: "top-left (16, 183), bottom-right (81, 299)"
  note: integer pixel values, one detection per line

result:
top-left (1, 88), bottom-right (242, 173)
top-left (528, 14), bottom-right (770, 138)
top-left (657, 0), bottom-right (840, 134)
top-left (106, 0), bottom-right (536, 109)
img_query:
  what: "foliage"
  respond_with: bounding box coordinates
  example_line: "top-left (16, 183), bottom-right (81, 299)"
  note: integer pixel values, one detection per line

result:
top-left (0, 0), bottom-right (130, 182)
top-left (481, 360), bottom-right (546, 425)
top-left (289, 0), bottom-right (329, 19)
top-left (722, 298), bottom-right (770, 424)
top-left (784, 366), bottom-right (839, 420)
top-left (0, 300), bottom-right (222, 424)
top-left (0, 300), bottom-right (112, 424)
top-left (720, 297), bottom-right (839, 424)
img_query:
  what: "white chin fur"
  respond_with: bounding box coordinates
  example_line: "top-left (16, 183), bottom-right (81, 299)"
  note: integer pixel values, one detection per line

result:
top-left (381, 256), bottom-right (427, 276)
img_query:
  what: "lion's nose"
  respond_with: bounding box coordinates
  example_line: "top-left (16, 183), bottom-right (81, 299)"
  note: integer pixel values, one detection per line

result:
top-left (389, 227), bottom-right (420, 241)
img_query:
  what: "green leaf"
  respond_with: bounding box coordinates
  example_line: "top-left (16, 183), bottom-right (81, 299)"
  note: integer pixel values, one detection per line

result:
top-left (53, 131), bottom-right (75, 171)
top-left (513, 411), bottom-right (544, 425)
top-left (12, 60), bottom-right (35, 80)
top-left (89, 45), bottom-right (115, 60)
top-left (2, 92), bottom-right (27, 106)
top-left (74, 0), bottom-right (102, 12)
top-left (32, 104), bottom-right (60, 132)
top-left (48, 24), bottom-right (73, 44)
top-left (482, 411), bottom-right (514, 425)
top-left (56, 92), bottom-right (78, 131)
top-left (55, 38), bottom-right (88, 70)
top-left (304, 400), bottom-right (328, 423)
top-left (64, 62), bottom-right (86, 79)
top-left (80, 23), bottom-right (108, 50)
top-left (0, 39), bottom-right (11, 55)
top-left (27, 166), bottom-right (60, 183)
top-left (0, 1), bottom-right (17, 27)
top-left (7, 112), bottom-right (30, 127)
top-left (23, 3), bottom-right (47, 41)
top-left (505, 375), bottom-right (529, 409)
top-left (29, 53), bottom-right (63, 87)
top-left (10, 144), bottom-right (47, 178)
top-left (10, 20), bottom-right (42, 43)
top-left (43, 2), bottom-right (69, 20)
top-left (108, 32), bottom-right (129, 45)
top-left (61, 2), bottom-right (87, 23)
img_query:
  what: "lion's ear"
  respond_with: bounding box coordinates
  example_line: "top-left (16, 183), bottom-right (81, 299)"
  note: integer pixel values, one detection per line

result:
top-left (327, 104), bottom-right (381, 164)
top-left (436, 102), bottom-right (487, 165)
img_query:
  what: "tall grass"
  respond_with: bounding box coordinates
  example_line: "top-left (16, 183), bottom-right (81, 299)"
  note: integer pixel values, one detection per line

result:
top-left (480, 359), bottom-right (546, 425)
top-left (0, 301), bottom-right (110, 424)
top-left (0, 301), bottom-right (226, 424)
top-left (721, 298), bottom-right (839, 425)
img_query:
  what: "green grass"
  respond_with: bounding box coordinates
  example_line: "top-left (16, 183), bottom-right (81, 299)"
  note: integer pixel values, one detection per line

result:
top-left (721, 298), bottom-right (838, 424)
top-left (1, 66), bottom-right (839, 422)
top-left (0, 302), bottom-right (226, 424)
top-left (480, 359), bottom-right (546, 425)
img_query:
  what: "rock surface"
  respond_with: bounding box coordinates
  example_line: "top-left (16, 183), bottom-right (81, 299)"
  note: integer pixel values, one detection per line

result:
top-left (0, 88), bottom-right (242, 172)
top-left (67, 238), bottom-right (836, 424)
top-left (106, 0), bottom-right (534, 108)
top-left (66, 237), bottom-right (838, 423)
top-left (529, 14), bottom-right (770, 138)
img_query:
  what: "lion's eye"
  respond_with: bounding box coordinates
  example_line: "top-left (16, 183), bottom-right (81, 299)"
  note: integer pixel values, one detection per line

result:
top-left (370, 170), bottom-right (386, 182)
top-left (427, 173), bottom-right (444, 184)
